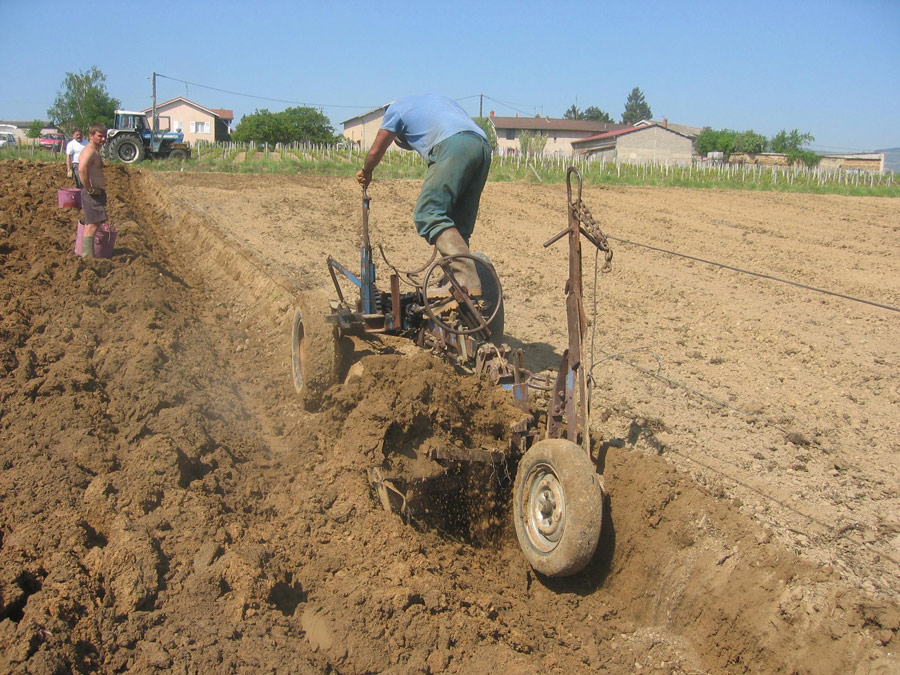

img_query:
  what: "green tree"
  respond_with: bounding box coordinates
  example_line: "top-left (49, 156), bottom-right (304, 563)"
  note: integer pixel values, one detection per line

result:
top-left (563, 104), bottom-right (612, 122)
top-left (734, 129), bottom-right (767, 154)
top-left (694, 127), bottom-right (718, 157)
top-left (770, 129), bottom-right (820, 167)
top-left (563, 104), bottom-right (583, 120)
top-left (770, 129), bottom-right (814, 153)
top-left (697, 127), bottom-right (767, 159)
top-left (47, 66), bottom-right (119, 135)
top-left (474, 117), bottom-right (498, 151)
top-left (232, 109), bottom-right (285, 144)
top-left (233, 107), bottom-right (335, 145)
top-left (519, 130), bottom-right (547, 155)
top-left (26, 120), bottom-right (44, 139)
top-left (621, 87), bottom-right (652, 125)
top-left (280, 106), bottom-right (336, 144)
top-left (583, 106), bottom-right (613, 123)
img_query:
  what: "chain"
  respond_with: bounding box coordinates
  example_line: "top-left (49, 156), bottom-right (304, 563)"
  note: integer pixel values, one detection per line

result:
top-left (572, 200), bottom-right (613, 272)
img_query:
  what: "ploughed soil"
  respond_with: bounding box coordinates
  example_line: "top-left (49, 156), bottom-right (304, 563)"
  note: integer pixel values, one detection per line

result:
top-left (1, 160), bottom-right (898, 673)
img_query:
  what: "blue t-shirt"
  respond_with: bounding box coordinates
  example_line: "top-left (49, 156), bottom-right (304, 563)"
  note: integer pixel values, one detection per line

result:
top-left (380, 95), bottom-right (487, 158)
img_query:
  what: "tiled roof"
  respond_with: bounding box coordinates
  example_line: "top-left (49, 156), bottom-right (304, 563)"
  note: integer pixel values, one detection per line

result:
top-left (574, 123), bottom-right (692, 145)
top-left (489, 116), bottom-right (627, 133)
top-left (143, 97), bottom-right (232, 120)
top-left (341, 103), bottom-right (392, 125)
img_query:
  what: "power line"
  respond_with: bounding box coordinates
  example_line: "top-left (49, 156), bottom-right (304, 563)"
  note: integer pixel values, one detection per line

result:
top-left (482, 95), bottom-right (541, 117)
top-left (606, 235), bottom-right (900, 313)
top-left (583, 250), bottom-right (900, 573)
top-left (154, 73), bottom-right (375, 110)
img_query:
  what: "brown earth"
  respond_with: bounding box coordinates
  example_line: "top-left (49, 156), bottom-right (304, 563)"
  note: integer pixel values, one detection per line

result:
top-left (1, 159), bottom-right (898, 673)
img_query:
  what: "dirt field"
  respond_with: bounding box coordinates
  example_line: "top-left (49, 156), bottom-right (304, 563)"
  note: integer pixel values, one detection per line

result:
top-left (1, 159), bottom-right (898, 673)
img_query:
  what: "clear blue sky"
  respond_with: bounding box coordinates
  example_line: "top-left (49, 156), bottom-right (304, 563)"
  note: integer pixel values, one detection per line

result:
top-left (2, 0), bottom-right (898, 152)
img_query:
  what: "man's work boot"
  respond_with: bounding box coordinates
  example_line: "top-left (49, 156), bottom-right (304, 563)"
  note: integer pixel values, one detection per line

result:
top-left (81, 235), bottom-right (95, 259)
top-left (434, 228), bottom-right (482, 297)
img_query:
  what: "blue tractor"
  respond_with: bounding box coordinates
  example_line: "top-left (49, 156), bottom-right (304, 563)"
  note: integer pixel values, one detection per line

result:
top-left (105, 110), bottom-right (191, 163)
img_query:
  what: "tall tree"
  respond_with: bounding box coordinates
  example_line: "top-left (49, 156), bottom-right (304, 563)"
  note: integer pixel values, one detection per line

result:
top-left (769, 129), bottom-right (815, 153)
top-left (734, 130), bottom-right (767, 154)
top-left (583, 106), bottom-right (612, 123)
top-left (47, 66), bottom-right (119, 134)
top-left (232, 109), bottom-right (288, 145)
top-left (474, 117), bottom-right (498, 151)
top-left (770, 129), bottom-right (820, 166)
top-left (280, 106), bottom-right (336, 144)
top-left (26, 120), bottom-right (44, 139)
top-left (233, 107), bottom-right (336, 145)
top-left (563, 104), bottom-right (583, 120)
top-left (621, 87), bottom-right (652, 125)
top-left (564, 104), bottom-right (612, 122)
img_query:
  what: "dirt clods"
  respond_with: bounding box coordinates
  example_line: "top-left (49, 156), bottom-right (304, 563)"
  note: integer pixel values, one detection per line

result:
top-left (1, 161), bottom-right (897, 673)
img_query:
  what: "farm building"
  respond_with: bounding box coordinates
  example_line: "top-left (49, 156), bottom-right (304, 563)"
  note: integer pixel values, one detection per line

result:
top-left (819, 153), bottom-right (886, 173)
top-left (340, 105), bottom-right (628, 156)
top-left (141, 97), bottom-right (233, 145)
top-left (342, 103), bottom-right (392, 150)
top-left (572, 123), bottom-right (694, 165)
top-left (634, 118), bottom-right (704, 142)
top-left (729, 152), bottom-right (885, 173)
top-left (488, 113), bottom-right (627, 155)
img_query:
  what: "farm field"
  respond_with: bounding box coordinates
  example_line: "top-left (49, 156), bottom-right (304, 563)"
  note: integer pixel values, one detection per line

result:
top-left (1, 159), bottom-right (898, 673)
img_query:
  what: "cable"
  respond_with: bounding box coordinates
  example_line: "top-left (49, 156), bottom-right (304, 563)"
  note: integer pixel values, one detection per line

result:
top-left (155, 73), bottom-right (373, 110)
top-left (151, 78), bottom-right (546, 121)
top-left (583, 236), bottom-right (900, 572)
top-left (482, 95), bottom-right (540, 118)
top-left (606, 234), bottom-right (900, 314)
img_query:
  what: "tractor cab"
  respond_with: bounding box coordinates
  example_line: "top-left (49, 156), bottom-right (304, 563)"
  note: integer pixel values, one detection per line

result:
top-left (105, 110), bottom-right (190, 163)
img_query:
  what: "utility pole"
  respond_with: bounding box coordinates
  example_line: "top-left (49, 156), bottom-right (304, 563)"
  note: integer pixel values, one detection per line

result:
top-left (151, 72), bottom-right (158, 132)
top-left (479, 93), bottom-right (483, 118)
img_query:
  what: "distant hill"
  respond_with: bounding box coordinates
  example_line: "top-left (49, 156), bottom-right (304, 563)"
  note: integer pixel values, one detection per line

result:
top-left (876, 147), bottom-right (899, 173)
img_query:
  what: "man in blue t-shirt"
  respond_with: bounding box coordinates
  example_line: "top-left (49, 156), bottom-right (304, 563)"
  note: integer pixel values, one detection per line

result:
top-left (356, 94), bottom-right (491, 296)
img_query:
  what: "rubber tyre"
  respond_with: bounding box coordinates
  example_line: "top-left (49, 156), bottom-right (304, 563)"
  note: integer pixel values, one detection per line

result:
top-left (169, 148), bottom-right (188, 160)
top-left (473, 252), bottom-right (504, 342)
top-left (513, 438), bottom-right (604, 577)
top-left (291, 290), bottom-right (339, 411)
top-left (110, 135), bottom-right (144, 164)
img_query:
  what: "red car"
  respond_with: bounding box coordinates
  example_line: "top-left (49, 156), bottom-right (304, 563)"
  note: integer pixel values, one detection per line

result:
top-left (39, 133), bottom-right (66, 153)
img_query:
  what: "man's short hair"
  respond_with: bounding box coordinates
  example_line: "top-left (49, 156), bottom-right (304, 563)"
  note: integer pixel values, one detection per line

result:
top-left (88, 123), bottom-right (107, 135)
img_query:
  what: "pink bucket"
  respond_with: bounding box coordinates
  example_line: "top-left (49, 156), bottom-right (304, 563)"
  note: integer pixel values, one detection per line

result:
top-left (58, 188), bottom-right (82, 209)
top-left (74, 222), bottom-right (117, 258)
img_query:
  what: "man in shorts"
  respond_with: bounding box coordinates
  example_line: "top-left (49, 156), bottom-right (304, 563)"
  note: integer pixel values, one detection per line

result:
top-left (77, 123), bottom-right (108, 259)
top-left (356, 94), bottom-right (491, 296)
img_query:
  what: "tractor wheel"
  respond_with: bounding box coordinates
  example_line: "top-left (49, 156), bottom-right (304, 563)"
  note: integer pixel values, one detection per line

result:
top-left (513, 438), bottom-right (604, 577)
top-left (109, 135), bottom-right (144, 164)
top-left (291, 290), bottom-right (340, 412)
top-left (473, 252), bottom-right (504, 342)
top-left (169, 148), bottom-right (189, 161)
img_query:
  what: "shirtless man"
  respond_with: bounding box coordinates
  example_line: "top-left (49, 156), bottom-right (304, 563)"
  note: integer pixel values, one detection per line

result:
top-left (77, 123), bottom-right (108, 258)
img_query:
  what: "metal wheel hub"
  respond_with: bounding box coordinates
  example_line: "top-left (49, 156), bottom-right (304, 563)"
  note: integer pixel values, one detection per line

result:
top-left (524, 464), bottom-right (565, 551)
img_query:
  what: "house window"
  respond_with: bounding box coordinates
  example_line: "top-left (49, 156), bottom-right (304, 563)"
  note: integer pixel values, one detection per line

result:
top-left (506, 129), bottom-right (515, 140)
top-left (173, 120), bottom-right (183, 133)
top-left (190, 121), bottom-right (211, 134)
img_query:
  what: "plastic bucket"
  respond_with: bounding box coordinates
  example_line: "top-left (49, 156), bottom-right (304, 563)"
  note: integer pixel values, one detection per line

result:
top-left (58, 188), bottom-right (82, 209)
top-left (74, 222), bottom-right (117, 258)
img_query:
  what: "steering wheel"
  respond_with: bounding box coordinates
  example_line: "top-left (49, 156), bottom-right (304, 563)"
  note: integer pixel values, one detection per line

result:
top-left (420, 253), bottom-right (503, 336)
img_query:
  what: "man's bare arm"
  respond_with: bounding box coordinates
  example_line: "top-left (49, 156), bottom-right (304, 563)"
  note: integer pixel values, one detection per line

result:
top-left (356, 129), bottom-right (398, 187)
